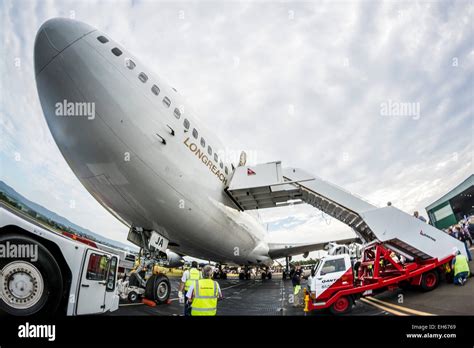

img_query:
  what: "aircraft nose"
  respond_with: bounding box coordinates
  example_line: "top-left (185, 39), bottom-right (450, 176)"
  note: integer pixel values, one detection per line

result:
top-left (34, 17), bottom-right (95, 75)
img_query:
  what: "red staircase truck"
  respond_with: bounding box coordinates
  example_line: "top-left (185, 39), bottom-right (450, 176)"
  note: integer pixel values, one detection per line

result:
top-left (306, 241), bottom-right (456, 314)
top-left (226, 162), bottom-right (468, 314)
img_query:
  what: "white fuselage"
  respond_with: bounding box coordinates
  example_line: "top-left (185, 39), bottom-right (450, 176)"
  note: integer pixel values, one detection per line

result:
top-left (35, 18), bottom-right (271, 266)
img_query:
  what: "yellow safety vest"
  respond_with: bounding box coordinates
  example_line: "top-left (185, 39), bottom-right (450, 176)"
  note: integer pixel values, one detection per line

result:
top-left (453, 255), bottom-right (470, 276)
top-left (191, 279), bottom-right (219, 316)
top-left (184, 268), bottom-right (201, 291)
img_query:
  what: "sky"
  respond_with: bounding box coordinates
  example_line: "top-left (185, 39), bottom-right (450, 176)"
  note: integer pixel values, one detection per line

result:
top-left (0, 0), bottom-right (473, 258)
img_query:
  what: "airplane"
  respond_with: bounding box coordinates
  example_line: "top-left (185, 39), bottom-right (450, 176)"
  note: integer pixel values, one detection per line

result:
top-left (34, 18), bottom-right (355, 299)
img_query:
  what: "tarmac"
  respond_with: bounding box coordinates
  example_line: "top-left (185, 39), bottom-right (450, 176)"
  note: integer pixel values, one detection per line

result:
top-left (111, 254), bottom-right (474, 316)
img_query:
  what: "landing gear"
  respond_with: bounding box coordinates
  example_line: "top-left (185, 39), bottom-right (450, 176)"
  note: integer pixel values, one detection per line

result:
top-left (213, 265), bottom-right (228, 279)
top-left (282, 256), bottom-right (290, 280)
top-left (239, 266), bottom-right (251, 280)
top-left (260, 268), bottom-right (272, 280)
top-left (119, 227), bottom-right (172, 304)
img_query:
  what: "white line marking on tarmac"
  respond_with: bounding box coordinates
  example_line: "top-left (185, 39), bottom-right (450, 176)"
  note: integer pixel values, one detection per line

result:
top-left (365, 296), bottom-right (435, 316)
top-left (119, 303), bottom-right (144, 307)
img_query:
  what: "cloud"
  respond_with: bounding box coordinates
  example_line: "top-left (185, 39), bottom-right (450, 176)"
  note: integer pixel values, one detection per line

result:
top-left (0, 0), bottom-right (472, 252)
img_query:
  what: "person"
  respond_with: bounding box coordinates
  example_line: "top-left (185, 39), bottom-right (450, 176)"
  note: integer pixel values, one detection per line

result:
top-left (456, 226), bottom-right (473, 261)
top-left (451, 249), bottom-right (470, 286)
top-left (413, 211), bottom-right (427, 223)
top-left (178, 261), bottom-right (202, 316)
top-left (186, 265), bottom-right (222, 316)
top-left (292, 266), bottom-right (303, 307)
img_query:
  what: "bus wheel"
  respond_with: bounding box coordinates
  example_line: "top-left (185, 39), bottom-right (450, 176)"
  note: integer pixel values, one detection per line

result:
top-left (0, 234), bottom-right (63, 316)
top-left (420, 271), bottom-right (439, 292)
top-left (329, 296), bottom-right (352, 315)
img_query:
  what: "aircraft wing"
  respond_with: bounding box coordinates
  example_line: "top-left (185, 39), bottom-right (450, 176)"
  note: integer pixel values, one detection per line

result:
top-left (267, 237), bottom-right (357, 259)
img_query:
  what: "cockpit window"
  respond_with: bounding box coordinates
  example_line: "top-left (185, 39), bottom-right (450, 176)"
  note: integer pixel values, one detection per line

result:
top-left (111, 47), bottom-right (122, 56)
top-left (192, 128), bottom-right (198, 139)
top-left (183, 118), bottom-right (190, 130)
top-left (138, 72), bottom-right (148, 83)
top-left (162, 97), bottom-right (171, 108)
top-left (97, 36), bottom-right (109, 43)
top-left (125, 59), bottom-right (136, 70)
top-left (151, 84), bottom-right (160, 95)
top-left (174, 108), bottom-right (181, 119)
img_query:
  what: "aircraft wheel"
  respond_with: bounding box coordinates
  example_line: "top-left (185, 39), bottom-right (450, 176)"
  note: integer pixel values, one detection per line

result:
top-left (145, 274), bottom-right (170, 303)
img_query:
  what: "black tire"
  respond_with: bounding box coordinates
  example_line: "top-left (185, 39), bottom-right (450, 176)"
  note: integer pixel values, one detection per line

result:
top-left (329, 296), bottom-right (353, 315)
top-left (420, 271), bottom-right (439, 292)
top-left (145, 274), bottom-right (170, 304)
top-left (0, 234), bottom-right (63, 316)
top-left (127, 291), bottom-right (139, 303)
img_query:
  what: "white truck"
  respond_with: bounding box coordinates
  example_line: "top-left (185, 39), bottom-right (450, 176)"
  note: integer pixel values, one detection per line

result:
top-left (0, 203), bottom-right (120, 316)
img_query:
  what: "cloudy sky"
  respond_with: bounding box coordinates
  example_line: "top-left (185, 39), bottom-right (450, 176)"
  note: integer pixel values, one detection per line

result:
top-left (1, 0), bottom-right (472, 256)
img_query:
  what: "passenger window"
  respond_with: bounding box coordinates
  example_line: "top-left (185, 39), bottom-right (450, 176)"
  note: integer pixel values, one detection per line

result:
top-left (97, 36), bottom-right (109, 43)
top-left (183, 118), bottom-right (190, 130)
top-left (162, 97), bottom-right (171, 108)
top-left (208, 146), bottom-right (212, 155)
top-left (138, 72), bottom-right (148, 83)
top-left (200, 138), bottom-right (205, 147)
top-left (214, 153), bottom-right (218, 162)
top-left (225, 167), bottom-right (228, 175)
top-left (174, 108), bottom-right (181, 119)
top-left (86, 253), bottom-right (108, 281)
top-left (220, 161), bottom-right (223, 169)
top-left (125, 59), bottom-right (136, 70)
top-left (111, 47), bottom-right (122, 56)
top-left (321, 258), bottom-right (346, 275)
top-left (192, 128), bottom-right (198, 139)
top-left (151, 84), bottom-right (160, 95)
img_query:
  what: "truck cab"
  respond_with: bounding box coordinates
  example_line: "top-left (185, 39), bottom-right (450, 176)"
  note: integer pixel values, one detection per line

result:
top-left (307, 254), bottom-right (353, 303)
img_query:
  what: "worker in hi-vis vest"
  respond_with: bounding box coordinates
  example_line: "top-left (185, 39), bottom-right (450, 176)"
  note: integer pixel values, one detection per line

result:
top-left (178, 261), bottom-right (202, 316)
top-left (186, 265), bottom-right (222, 316)
top-left (452, 249), bottom-right (470, 286)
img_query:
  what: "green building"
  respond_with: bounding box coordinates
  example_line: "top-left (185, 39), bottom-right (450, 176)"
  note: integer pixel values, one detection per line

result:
top-left (425, 174), bottom-right (474, 229)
